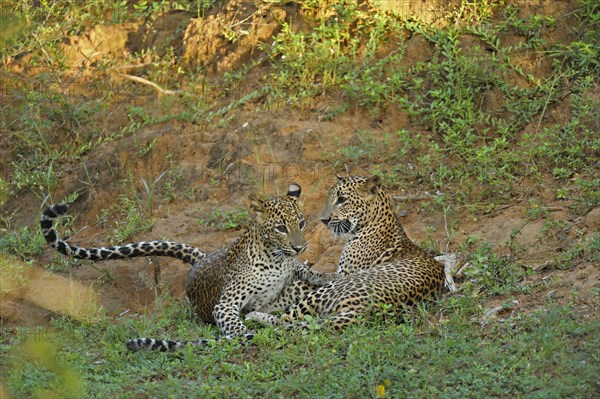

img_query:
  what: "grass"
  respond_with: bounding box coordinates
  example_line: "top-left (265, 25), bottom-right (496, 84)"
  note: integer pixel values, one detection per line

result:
top-left (0, 191), bottom-right (78, 263)
top-left (1, 0), bottom-right (599, 398)
top-left (100, 184), bottom-right (156, 245)
top-left (0, 227), bottom-right (47, 262)
top-left (198, 207), bottom-right (249, 230)
top-left (0, 255), bottom-right (29, 301)
top-left (459, 234), bottom-right (531, 296)
top-left (0, 300), bottom-right (597, 398)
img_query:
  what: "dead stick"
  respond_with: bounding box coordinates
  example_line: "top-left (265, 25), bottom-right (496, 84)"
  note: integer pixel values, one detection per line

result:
top-left (117, 73), bottom-right (181, 95)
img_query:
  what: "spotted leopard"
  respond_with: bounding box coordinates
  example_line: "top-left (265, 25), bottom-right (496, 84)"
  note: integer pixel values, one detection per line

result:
top-left (42, 184), bottom-right (328, 351)
top-left (246, 175), bottom-right (446, 329)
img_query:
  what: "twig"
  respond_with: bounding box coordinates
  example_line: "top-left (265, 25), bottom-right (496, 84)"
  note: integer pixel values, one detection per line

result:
top-left (229, 10), bottom-right (258, 28)
top-left (481, 300), bottom-right (519, 326)
top-left (77, 41), bottom-right (103, 67)
top-left (111, 62), bottom-right (154, 71)
top-left (393, 194), bottom-right (434, 201)
top-left (455, 261), bottom-right (473, 277)
top-left (535, 59), bottom-right (566, 134)
top-left (117, 73), bottom-right (181, 96)
top-left (482, 305), bottom-right (505, 324)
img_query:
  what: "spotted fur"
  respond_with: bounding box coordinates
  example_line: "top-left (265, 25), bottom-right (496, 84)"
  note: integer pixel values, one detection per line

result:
top-left (41, 204), bottom-right (205, 264)
top-left (246, 175), bottom-right (446, 330)
top-left (42, 184), bottom-right (328, 351)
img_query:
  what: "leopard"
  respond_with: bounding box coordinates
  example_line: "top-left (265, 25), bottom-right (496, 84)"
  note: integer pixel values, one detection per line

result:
top-left (41, 184), bottom-right (329, 351)
top-left (245, 175), bottom-right (446, 330)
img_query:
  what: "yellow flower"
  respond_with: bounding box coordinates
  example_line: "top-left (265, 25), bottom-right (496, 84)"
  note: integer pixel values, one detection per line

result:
top-left (375, 384), bottom-right (386, 398)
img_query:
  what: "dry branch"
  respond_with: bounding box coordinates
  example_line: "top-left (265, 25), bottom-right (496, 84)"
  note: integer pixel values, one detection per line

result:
top-left (117, 73), bottom-right (181, 96)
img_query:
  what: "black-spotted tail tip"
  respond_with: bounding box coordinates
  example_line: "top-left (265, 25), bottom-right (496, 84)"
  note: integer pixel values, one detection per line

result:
top-left (46, 203), bottom-right (69, 218)
top-left (126, 338), bottom-right (182, 352)
top-left (126, 339), bottom-right (143, 352)
top-left (287, 183), bottom-right (301, 198)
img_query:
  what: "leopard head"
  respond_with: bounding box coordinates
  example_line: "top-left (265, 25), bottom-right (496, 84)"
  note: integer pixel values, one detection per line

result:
top-left (320, 175), bottom-right (382, 237)
top-left (249, 183), bottom-right (307, 257)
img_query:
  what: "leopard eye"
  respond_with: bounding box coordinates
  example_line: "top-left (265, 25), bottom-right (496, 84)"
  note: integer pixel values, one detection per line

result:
top-left (299, 220), bottom-right (307, 230)
top-left (337, 196), bottom-right (347, 205)
top-left (275, 225), bottom-right (288, 234)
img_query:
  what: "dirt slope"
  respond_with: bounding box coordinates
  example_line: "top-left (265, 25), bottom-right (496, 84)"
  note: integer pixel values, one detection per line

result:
top-left (1, 0), bottom-right (597, 331)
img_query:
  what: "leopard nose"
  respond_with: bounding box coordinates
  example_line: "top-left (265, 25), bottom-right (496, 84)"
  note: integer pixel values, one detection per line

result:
top-left (320, 217), bottom-right (331, 225)
top-left (292, 244), bottom-right (306, 254)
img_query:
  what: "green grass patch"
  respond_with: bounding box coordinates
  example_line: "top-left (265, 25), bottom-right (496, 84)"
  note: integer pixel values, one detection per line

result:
top-left (0, 301), bottom-right (597, 398)
top-left (198, 207), bottom-right (249, 230)
top-left (0, 227), bottom-right (47, 262)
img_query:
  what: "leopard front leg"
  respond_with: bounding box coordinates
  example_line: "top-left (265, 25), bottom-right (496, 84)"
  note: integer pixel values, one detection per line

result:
top-left (245, 311), bottom-right (282, 327)
top-left (294, 260), bottom-right (341, 286)
top-left (260, 280), bottom-right (317, 313)
top-left (260, 260), bottom-right (341, 314)
top-left (212, 301), bottom-right (247, 337)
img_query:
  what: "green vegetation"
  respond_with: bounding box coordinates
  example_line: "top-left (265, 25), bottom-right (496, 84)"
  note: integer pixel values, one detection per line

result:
top-left (0, 227), bottom-right (47, 262)
top-left (1, 301), bottom-right (597, 398)
top-left (0, 192), bottom-right (78, 262)
top-left (108, 190), bottom-right (155, 244)
top-left (198, 207), bottom-right (249, 230)
top-left (1, 0), bottom-right (598, 398)
top-left (2, 0), bottom-right (597, 206)
top-left (0, 255), bottom-right (29, 300)
top-left (554, 232), bottom-right (600, 270)
top-left (286, 0), bottom-right (599, 204)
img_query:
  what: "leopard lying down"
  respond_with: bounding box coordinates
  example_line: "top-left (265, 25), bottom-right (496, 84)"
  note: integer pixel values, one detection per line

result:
top-left (246, 175), bottom-right (446, 329)
top-left (41, 184), bottom-right (328, 351)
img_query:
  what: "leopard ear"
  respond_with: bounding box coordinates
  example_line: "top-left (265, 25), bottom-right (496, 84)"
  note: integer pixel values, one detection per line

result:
top-left (335, 173), bottom-right (344, 181)
top-left (287, 183), bottom-right (301, 198)
top-left (366, 175), bottom-right (381, 194)
top-left (248, 195), bottom-right (266, 220)
top-left (359, 175), bottom-right (381, 198)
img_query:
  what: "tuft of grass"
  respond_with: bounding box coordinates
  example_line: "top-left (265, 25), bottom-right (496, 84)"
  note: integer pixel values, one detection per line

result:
top-left (459, 233), bottom-right (531, 296)
top-left (0, 255), bottom-right (29, 300)
top-left (0, 226), bottom-right (47, 262)
top-left (1, 73), bottom-right (118, 202)
top-left (3, 338), bottom-right (87, 399)
top-left (198, 207), bottom-right (249, 230)
top-left (266, 0), bottom-right (403, 105)
top-left (109, 195), bottom-right (155, 245)
top-left (554, 232), bottom-right (600, 270)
